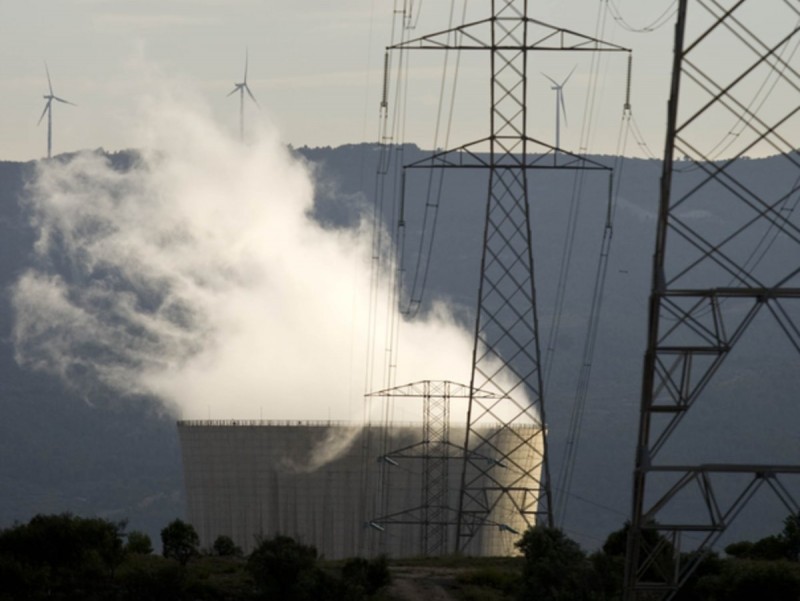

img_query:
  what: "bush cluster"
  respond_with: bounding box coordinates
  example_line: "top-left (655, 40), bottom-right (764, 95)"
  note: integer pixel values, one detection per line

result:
top-left (0, 514), bottom-right (390, 601)
top-left (512, 513), bottom-right (800, 601)
top-left (1, 511), bottom-right (798, 600)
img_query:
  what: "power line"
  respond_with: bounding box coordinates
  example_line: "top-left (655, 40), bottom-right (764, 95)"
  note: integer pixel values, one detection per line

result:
top-left (608, 0), bottom-right (678, 34)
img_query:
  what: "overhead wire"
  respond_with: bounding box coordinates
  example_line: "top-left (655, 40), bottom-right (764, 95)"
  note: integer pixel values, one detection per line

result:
top-left (603, 1), bottom-right (677, 161)
top-left (627, 111), bottom-right (660, 160)
top-left (556, 112), bottom-right (632, 527)
top-left (378, 0), bottom-right (423, 556)
top-left (361, 0), bottom-right (417, 557)
top-left (400, 0), bottom-right (468, 318)
top-left (540, 0), bottom-right (612, 515)
top-left (607, 0), bottom-right (678, 34)
top-left (364, 0), bottom-right (472, 557)
top-left (551, 1), bottom-right (638, 526)
top-left (542, 0), bottom-right (616, 391)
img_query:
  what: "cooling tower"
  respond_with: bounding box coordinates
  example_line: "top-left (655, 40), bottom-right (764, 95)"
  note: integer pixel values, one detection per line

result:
top-left (178, 420), bottom-right (542, 558)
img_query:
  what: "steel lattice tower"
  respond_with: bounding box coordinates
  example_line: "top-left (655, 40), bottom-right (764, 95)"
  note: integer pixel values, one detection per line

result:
top-left (624, 1), bottom-right (800, 599)
top-left (367, 381), bottom-right (496, 556)
top-left (390, 0), bottom-right (627, 551)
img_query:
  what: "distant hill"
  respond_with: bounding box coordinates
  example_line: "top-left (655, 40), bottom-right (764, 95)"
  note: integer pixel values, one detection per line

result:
top-left (0, 144), bottom-right (797, 550)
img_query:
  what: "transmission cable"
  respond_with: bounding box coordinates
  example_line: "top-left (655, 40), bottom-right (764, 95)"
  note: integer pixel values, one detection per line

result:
top-left (555, 111), bottom-right (632, 526)
top-left (542, 0), bottom-right (616, 390)
top-left (400, 0), bottom-right (468, 318)
top-left (607, 0), bottom-right (678, 33)
top-left (362, 0), bottom-right (417, 557)
top-left (552, 0), bottom-right (636, 526)
top-left (542, 8), bottom-right (601, 390)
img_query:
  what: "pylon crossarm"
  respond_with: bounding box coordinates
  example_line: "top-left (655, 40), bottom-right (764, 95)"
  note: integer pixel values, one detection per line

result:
top-left (366, 379), bottom-right (496, 398)
top-left (370, 505), bottom-right (461, 526)
top-left (661, 287), bottom-right (800, 299)
top-left (401, 137), bottom-right (612, 171)
top-left (389, 17), bottom-right (629, 53)
top-left (381, 439), bottom-right (472, 461)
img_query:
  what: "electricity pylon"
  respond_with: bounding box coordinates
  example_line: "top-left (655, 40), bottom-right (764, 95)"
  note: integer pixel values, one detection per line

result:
top-left (624, 2), bottom-right (800, 599)
top-left (388, 0), bottom-right (628, 552)
top-left (366, 380), bottom-right (496, 557)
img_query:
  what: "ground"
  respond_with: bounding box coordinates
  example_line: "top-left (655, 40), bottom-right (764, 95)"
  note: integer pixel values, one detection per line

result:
top-left (384, 566), bottom-right (462, 601)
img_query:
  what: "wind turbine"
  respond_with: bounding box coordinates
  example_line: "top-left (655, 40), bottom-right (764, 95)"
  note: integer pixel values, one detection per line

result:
top-left (38, 62), bottom-right (76, 159)
top-left (542, 66), bottom-right (576, 158)
top-left (227, 48), bottom-right (259, 142)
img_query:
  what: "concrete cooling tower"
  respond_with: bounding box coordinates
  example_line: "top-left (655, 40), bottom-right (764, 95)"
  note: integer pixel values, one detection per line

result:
top-left (178, 420), bottom-right (543, 558)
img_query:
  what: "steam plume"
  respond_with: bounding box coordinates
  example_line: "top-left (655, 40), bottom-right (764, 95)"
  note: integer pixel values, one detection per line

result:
top-left (12, 97), bottom-right (485, 421)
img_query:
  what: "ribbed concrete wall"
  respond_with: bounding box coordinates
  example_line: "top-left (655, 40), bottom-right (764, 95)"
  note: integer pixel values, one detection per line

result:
top-left (178, 421), bottom-right (542, 558)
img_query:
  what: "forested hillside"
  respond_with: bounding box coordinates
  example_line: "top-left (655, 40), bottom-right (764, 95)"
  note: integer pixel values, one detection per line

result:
top-left (0, 145), bottom-right (796, 549)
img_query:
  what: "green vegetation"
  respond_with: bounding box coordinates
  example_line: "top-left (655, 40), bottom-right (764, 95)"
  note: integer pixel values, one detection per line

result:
top-left (212, 534), bottom-right (243, 558)
top-left (0, 514), bottom-right (391, 600)
top-left (125, 530), bottom-right (153, 555)
top-left (1, 512), bottom-right (799, 600)
top-left (161, 518), bottom-right (200, 566)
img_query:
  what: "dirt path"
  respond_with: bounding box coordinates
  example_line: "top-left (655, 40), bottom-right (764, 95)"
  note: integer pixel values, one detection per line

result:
top-left (384, 566), bottom-right (461, 601)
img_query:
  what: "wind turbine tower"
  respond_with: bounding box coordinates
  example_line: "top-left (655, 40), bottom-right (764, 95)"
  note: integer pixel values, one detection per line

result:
top-left (542, 67), bottom-right (575, 160)
top-left (38, 63), bottom-right (75, 159)
top-left (227, 48), bottom-right (259, 142)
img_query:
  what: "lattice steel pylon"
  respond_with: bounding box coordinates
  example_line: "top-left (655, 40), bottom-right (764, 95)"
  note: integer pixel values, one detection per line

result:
top-left (624, 2), bottom-right (800, 599)
top-left (366, 381), bottom-right (496, 556)
top-left (389, 0), bottom-right (628, 552)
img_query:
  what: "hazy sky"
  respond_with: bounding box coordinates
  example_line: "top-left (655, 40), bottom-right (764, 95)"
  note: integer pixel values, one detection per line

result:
top-left (0, 1), bottom-right (788, 162)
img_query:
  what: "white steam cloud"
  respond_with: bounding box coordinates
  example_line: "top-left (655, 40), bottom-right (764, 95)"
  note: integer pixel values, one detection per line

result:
top-left (12, 97), bottom-right (488, 421)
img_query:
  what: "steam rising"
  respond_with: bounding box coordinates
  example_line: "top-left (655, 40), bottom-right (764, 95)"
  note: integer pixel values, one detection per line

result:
top-left (12, 98), bottom-right (482, 421)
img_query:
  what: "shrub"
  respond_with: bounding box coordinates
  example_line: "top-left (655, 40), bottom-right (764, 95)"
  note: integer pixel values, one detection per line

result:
top-left (126, 531), bottom-right (153, 555)
top-left (247, 534), bottom-right (322, 600)
top-left (212, 534), bottom-right (243, 558)
top-left (161, 519), bottom-right (200, 566)
top-left (341, 555), bottom-right (391, 596)
top-left (0, 513), bottom-right (126, 599)
top-left (515, 526), bottom-right (594, 601)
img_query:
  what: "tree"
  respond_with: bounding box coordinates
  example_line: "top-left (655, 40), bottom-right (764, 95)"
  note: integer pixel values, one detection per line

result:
top-left (212, 534), bottom-right (242, 557)
top-left (126, 530), bottom-right (153, 555)
top-left (341, 555), bottom-right (391, 597)
top-left (695, 559), bottom-right (800, 601)
top-left (781, 513), bottom-right (800, 562)
top-left (0, 513), bottom-right (126, 598)
top-left (515, 526), bottom-right (595, 601)
top-left (247, 534), bottom-right (324, 600)
top-left (160, 519), bottom-right (199, 566)
top-left (725, 513), bottom-right (800, 563)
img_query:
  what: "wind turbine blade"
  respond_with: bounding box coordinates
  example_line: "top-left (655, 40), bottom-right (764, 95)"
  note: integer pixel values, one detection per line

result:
top-left (45, 61), bottom-right (54, 95)
top-left (541, 72), bottom-right (559, 87)
top-left (561, 65), bottom-right (577, 87)
top-left (560, 91), bottom-right (568, 127)
top-left (37, 100), bottom-right (51, 125)
top-left (244, 47), bottom-right (249, 83)
top-left (54, 96), bottom-right (76, 106)
top-left (245, 84), bottom-right (259, 108)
